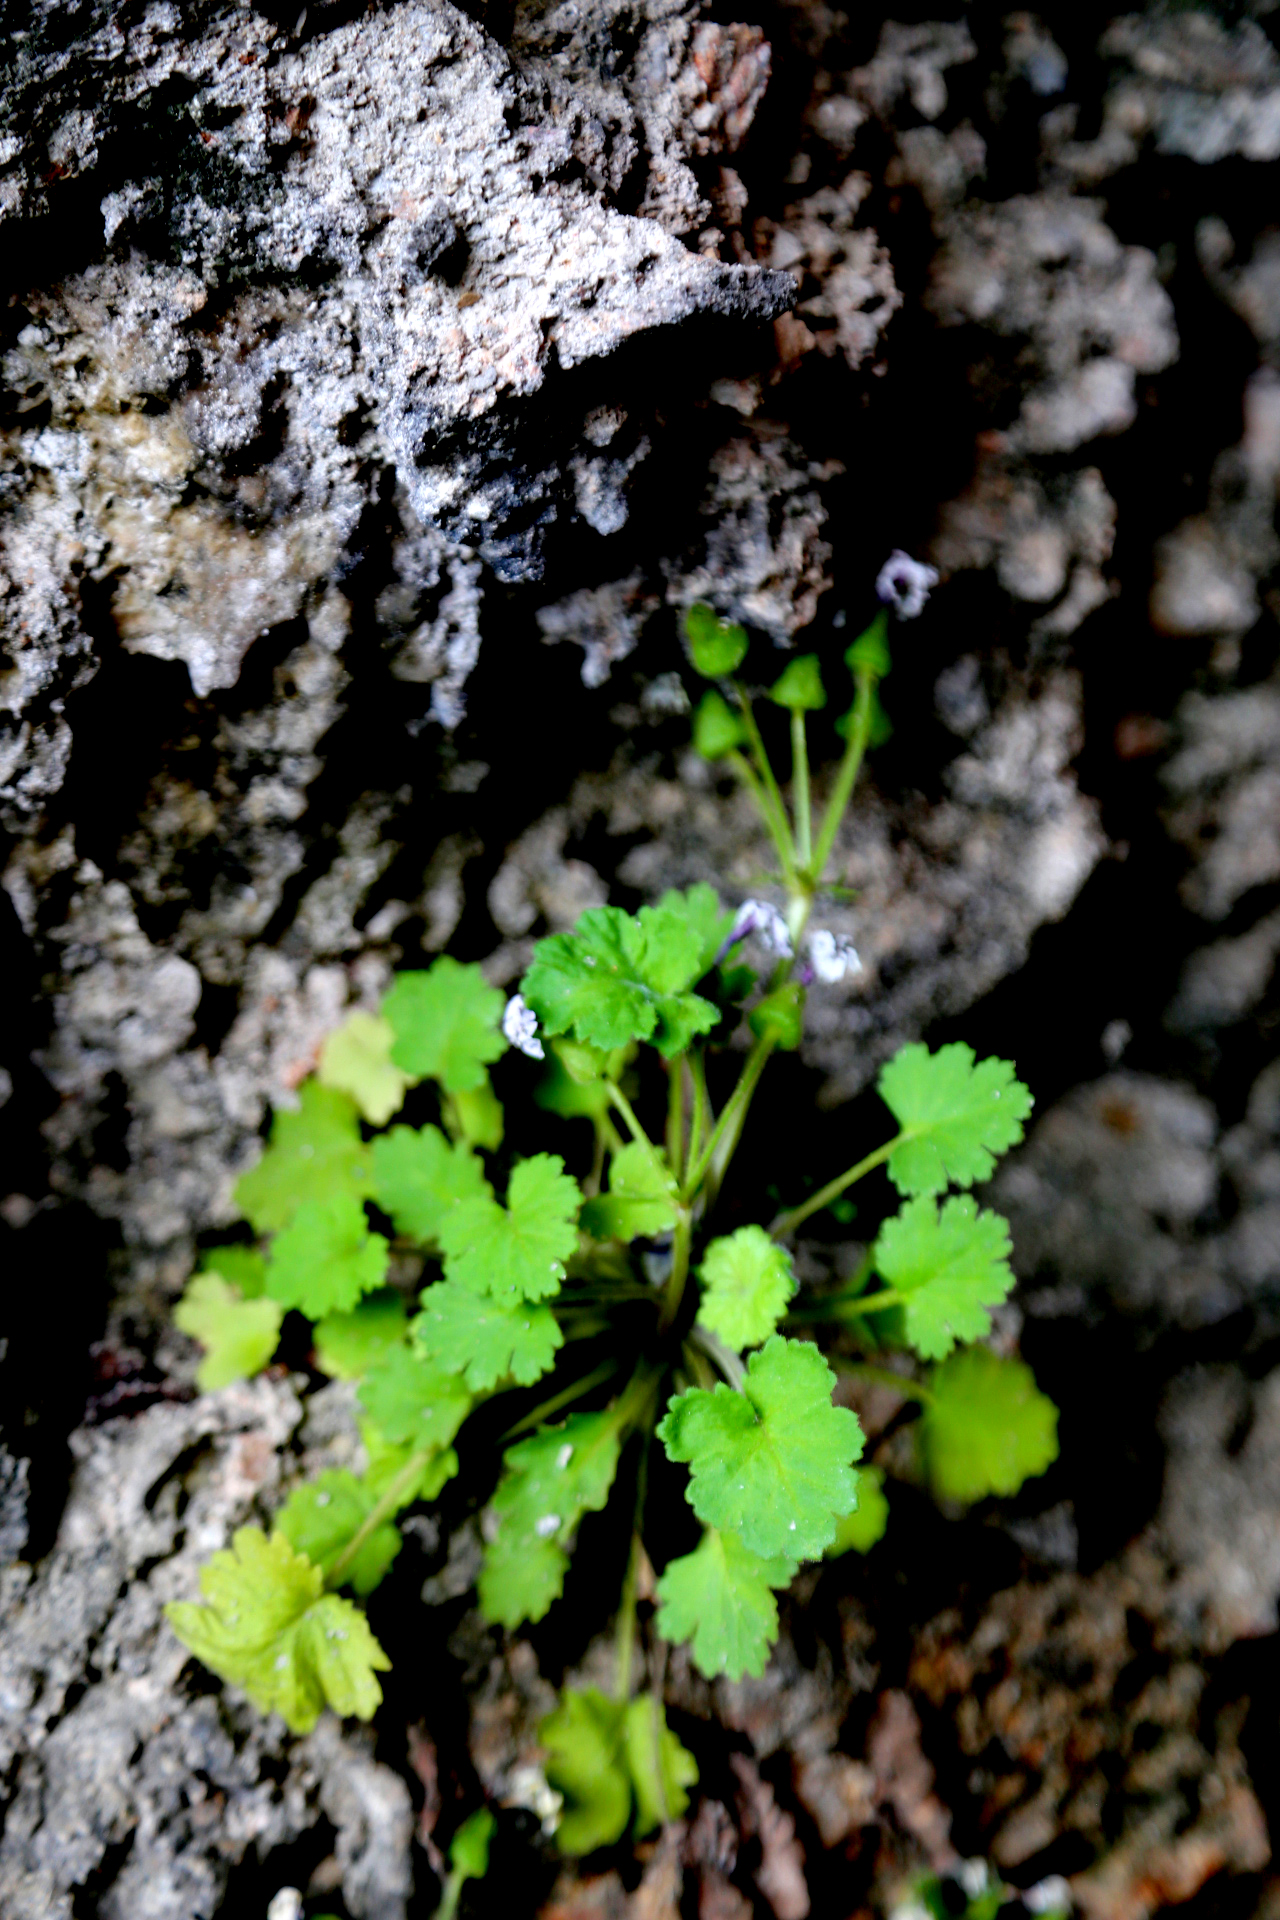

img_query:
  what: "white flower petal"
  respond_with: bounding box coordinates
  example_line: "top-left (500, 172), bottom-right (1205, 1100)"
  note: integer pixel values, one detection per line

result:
top-left (502, 993), bottom-right (545, 1059)
top-left (876, 549), bottom-right (939, 620)
top-left (807, 928), bottom-right (862, 983)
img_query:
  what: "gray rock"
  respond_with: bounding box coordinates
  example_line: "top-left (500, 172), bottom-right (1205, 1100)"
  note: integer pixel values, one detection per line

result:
top-left (488, 664), bottom-right (1104, 1102)
top-left (0, 0), bottom-right (793, 820)
top-left (1162, 671), bottom-right (1280, 921)
top-left (934, 454), bottom-right (1116, 632)
top-left (1166, 908), bottom-right (1280, 1033)
top-left (1157, 1366), bottom-right (1280, 1650)
top-left (669, 424), bottom-right (843, 643)
top-left (993, 1071), bottom-right (1231, 1327)
top-left (1150, 369), bottom-right (1280, 641)
top-left (997, 1056), bottom-right (1280, 1332)
top-left (758, 171), bottom-right (902, 371)
top-left (0, 1376), bottom-right (416, 1919)
top-left (927, 195), bottom-right (1178, 456)
top-left (0, 1447), bottom-right (29, 1566)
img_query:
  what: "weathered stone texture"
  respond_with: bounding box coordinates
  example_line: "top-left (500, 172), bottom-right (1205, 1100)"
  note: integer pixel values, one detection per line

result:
top-left (0, 1375), bottom-right (414, 1920)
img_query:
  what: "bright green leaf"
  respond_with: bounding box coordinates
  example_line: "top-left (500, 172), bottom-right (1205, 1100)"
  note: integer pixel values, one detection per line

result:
top-left (383, 957), bottom-right (506, 1093)
top-left (624, 1694), bottom-right (698, 1835)
top-left (658, 1335), bottom-right (863, 1560)
top-left (265, 1193), bottom-right (390, 1319)
top-left (521, 905), bottom-right (720, 1060)
top-left (748, 981), bottom-right (804, 1050)
top-left (825, 1467), bottom-right (889, 1556)
top-left (360, 1420), bottom-right (458, 1504)
top-left (837, 684), bottom-right (893, 747)
top-left (845, 610), bottom-right (890, 678)
top-left (920, 1348), bottom-right (1059, 1505)
top-left (878, 1042), bottom-right (1033, 1197)
top-left (769, 654), bottom-right (826, 711)
top-left (478, 1410), bottom-right (623, 1627)
top-left (580, 1142), bottom-right (678, 1242)
top-left (696, 1227), bottom-right (795, 1352)
top-left (449, 1807), bottom-right (496, 1882)
top-left (439, 1153), bottom-right (580, 1302)
top-left (655, 884), bottom-right (732, 977)
top-left (317, 1009), bottom-right (413, 1125)
top-left (685, 602), bottom-right (749, 677)
top-left (371, 1124), bottom-right (488, 1244)
top-left (447, 1076), bottom-right (504, 1150)
top-left (694, 689), bottom-right (749, 760)
top-left (165, 1527), bottom-right (390, 1734)
top-left (174, 1273), bottom-right (283, 1391)
top-left (358, 1343), bottom-right (472, 1451)
top-left (872, 1195), bottom-right (1016, 1360)
top-left (200, 1246), bottom-right (268, 1298)
top-left (234, 1083), bottom-right (372, 1235)
top-left (413, 1279), bottom-right (562, 1392)
top-left (275, 1468), bottom-right (401, 1596)
top-left (654, 1528), bottom-right (796, 1682)
top-left (313, 1290), bottom-right (408, 1380)
top-left (539, 1689), bottom-right (631, 1854)
top-left (478, 1529), bottom-right (570, 1630)
top-left (535, 1048), bottom-right (613, 1122)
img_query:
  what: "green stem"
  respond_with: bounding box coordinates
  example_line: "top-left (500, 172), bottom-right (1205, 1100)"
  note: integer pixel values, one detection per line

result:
top-left (811, 664), bottom-right (874, 883)
top-left (788, 1283), bottom-right (904, 1322)
top-left (610, 1362), bottom-right (664, 1433)
top-left (791, 709), bottom-right (812, 872)
top-left (725, 749), bottom-right (788, 864)
top-left (705, 1031), bottom-right (777, 1199)
top-left (683, 1031), bottom-right (775, 1201)
top-left (499, 1358), bottom-right (622, 1440)
top-left (785, 1251), bottom-right (874, 1321)
top-left (769, 1133), bottom-right (902, 1238)
top-left (615, 1529), bottom-right (642, 1703)
top-left (659, 1207), bottom-right (693, 1331)
top-left (585, 1119), bottom-right (608, 1198)
top-left (606, 1081), bottom-right (676, 1200)
top-left (435, 1869), bottom-right (465, 1920)
top-left (682, 1340), bottom-right (717, 1391)
top-left (839, 1360), bottom-right (933, 1405)
top-left (690, 1325), bottom-right (746, 1389)
top-left (688, 1050), bottom-right (709, 1179)
top-left (325, 1444), bottom-right (432, 1589)
top-left (666, 1057), bottom-right (685, 1182)
top-left (732, 688), bottom-right (796, 880)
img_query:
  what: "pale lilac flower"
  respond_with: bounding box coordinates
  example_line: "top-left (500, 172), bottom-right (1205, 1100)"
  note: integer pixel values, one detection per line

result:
top-left (1024, 1879), bottom-right (1071, 1915)
top-left (807, 929), bottom-right (862, 983)
top-left (719, 898), bottom-right (794, 963)
top-left (503, 993), bottom-right (544, 1059)
top-left (876, 549), bottom-right (939, 619)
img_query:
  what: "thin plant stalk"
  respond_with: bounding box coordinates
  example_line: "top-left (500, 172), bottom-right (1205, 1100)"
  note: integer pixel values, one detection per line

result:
top-left (791, 708), bottom-right (812, 872)
top-left (770, 1134), bottom-right (901, 1238)
top-left (811, 665), bottom-right (874, 881)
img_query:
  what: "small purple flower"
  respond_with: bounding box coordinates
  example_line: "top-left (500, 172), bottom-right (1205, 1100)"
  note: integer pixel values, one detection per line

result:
top-left (807, 929), bottom-right (862, 983)
top-left (718, 898), bottom-right (794, 963)
top-left (876, 550), bottom-right (939, 620)
top-left (503, 993), bottom-right (544, 1059)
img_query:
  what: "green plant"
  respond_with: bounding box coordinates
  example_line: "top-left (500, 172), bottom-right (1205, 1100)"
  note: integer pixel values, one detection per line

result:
top-left (166, 591), bottom-right (1058, 1863)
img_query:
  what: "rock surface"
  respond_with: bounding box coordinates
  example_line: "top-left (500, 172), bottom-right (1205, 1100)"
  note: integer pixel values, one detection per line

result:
top-left (4, 0), bottom-right (1280, 1915)
top-left (0, 1375), bottom-right (414, 1920)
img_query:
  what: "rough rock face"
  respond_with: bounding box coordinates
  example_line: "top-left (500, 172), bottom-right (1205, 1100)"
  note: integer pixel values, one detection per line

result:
top-left (4, 0), bottom-right (1280, 1915)
top-left (483, 660), bottom-right (1103, 1101)
top-left (0, 1376), bottom-right (414, 1920)
top-left (1, 0), bottom-right (792, 814)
